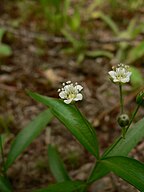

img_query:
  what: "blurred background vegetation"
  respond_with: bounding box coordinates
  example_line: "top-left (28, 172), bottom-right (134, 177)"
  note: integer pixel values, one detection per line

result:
top-left (0, 0), bottom-right (144, 191)
top-left (1, 0), bottom-right (144, 84)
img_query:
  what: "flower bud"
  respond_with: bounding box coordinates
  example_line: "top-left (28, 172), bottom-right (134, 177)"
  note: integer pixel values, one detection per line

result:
top-left (136, 91), bottom-right (144, 106)
top-left (117, 114), bottom-right (129, 127)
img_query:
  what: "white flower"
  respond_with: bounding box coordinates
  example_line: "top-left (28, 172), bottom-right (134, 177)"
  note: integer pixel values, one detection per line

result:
top-left (108, 64), bottom-right (132, 83)
top-left (58, 81), bottom-right (83, 104)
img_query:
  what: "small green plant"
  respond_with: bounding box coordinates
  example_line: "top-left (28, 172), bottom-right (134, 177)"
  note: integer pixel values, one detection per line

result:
top-left (38, 0), bottom-right (72, 34)
top-left (0, 28), bottom-right (12, 58)
top-left (62, 29), bottom-right (113, 64)
top-left (26, 64), bottom-right (144, 191)
top-left (89, 10), bottom-right (144, 88)
top-left (0, 64), bottom-right (144, 191)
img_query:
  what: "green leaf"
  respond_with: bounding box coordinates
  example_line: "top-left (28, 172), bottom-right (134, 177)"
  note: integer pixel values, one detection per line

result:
top-left (0, 44), bottom-right (12, 57)
top-left (0, 28), bottom-right (6, 42)
top-left (103, 117), bottom-right (144, 157)
top-left (32, 180), bottom-right (87, 192)
top-left (70, 9), bottom-right (81, 31)
top-left (98, 12), bottom-right (119, 35)
top-left (130, 66), bottom-right (143, 88)
top-left (77, 53), bottom-right (85, 64)
top-left (62, 30), bottom-right (79, 48)
top-left (87, 162), bottom-right (109, 183)
top-left (5, 109), bottom-right (53, 170)
top-left (127, 41), bottom-right (144, 64)
top-left (86, 50), bottom-right (113, 59)
top-left (101, 156), bottom-right (144, 191)
top-left (0, 176), bottom-right (12, 192)
top-left (28, 91), bottom-right (99, 159)
top-left (88, 117), bottom-right (144, 182)
top-left (48, 145), bottom-right (70, 182)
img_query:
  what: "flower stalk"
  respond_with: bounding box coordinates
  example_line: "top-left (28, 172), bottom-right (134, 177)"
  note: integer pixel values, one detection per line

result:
top-left (0, 135), bottom-right (6, 176)
top-left (119, 83), bottom-right (124, 114)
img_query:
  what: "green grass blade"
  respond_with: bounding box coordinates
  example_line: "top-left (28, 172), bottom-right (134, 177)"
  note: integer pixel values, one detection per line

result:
top-left (28, 91), bottom-right (99, 159)
top-left (48, 144), bottom-right (70, 182)
top-left (32, 181), bottom-right (87, 192)
top-left (99, 12), bottom-right (119, 35)
top-left (86, 50), bottom-right (113, 59)
top-left (102, 156), bottom-right (144, 191)
top-left (5, 109), bottom-right (53, 170)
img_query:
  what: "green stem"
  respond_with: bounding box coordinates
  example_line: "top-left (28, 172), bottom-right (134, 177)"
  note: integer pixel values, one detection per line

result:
top-left (119, 83), bottom-right (124, 114)
top-left (125, 104), bottom-right (140, 133)
top-left (0, 135), bottom-right (6, 176)
top-left (122, 127), bottom-right (126, 139)
top-left (103, 104), bottom-right (140, 153)
top-left (102, 136), bottom-right (122, 157)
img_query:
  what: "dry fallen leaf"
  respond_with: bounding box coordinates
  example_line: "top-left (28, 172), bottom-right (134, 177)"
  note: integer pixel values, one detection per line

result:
top-left (43, 69), bottom-right (62, 85)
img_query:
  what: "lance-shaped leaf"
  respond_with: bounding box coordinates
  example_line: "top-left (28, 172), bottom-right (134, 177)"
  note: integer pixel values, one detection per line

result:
top-left (88, 117), bottom-right (144, 182)
top-left (5, 109), bottom-right (53, 170)
top-left (32, 180), bottom-right (87, 192)
top-left (0, 176), bottom-right (12, 192)
top-left (48, 144), bottom-right (70, 182)
top-left (101, 156), bottom-right (144, 191)
top-left (28, 91), bottom-right (99, 159)
top-left (103, 117), bottom-right (144, 157)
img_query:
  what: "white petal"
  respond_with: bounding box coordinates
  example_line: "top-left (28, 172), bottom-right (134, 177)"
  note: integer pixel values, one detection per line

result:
top-left (121, 77), bottom-right (130, 83)
top-left (64, 98), bottom-right (73, 104)
top-left (113, 79), bottom-right (120, 82)
top-left (74, 93), bottom-right (83, 101)
top-left (76, 85), bottom-right (83, 91)
top-left (59, 91), bottom-right (66, 99)
top-left (127, 72), bottom-right (132, 77)
top-left (108, 71), bottom-right (116, 78)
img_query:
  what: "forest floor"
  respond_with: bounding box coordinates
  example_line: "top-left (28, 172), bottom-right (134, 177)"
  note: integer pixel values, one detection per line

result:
top-left (0, 1), bottom-right (144, 192)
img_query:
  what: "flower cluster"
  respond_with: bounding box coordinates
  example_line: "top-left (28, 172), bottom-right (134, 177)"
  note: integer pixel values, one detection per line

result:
top-left (108, 64), bottom-right (132, 83)
top-left (58, 81), bottom-right (83, 104)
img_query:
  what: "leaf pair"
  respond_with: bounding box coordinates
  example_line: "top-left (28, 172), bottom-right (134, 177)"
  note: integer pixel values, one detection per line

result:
top-left (89, 116), bottom-right (144, 182)
top-left (28, 91), bottom-right (144, 191)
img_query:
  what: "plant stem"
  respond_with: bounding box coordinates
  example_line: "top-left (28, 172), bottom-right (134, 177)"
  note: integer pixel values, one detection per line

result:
top-left (102, 136), bottom-right (122, 157)
top-left (122, 127), bottom-right (126, 139)
top-left (119, 83), bottom-right (124, 114)
top-left (125, 104), bottom-right (140, 133)
top-left (0, 135), bottom-right (6, 177)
